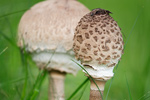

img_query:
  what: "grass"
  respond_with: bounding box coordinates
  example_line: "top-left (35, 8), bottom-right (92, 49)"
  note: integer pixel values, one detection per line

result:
top-left (125, 74), bottom-right (132, 100)
top-left (0, 0), bottom-right (150, 100)
top-left (72, 60), bottom-right (103, 100)
top-left (138, 91), bottom-right (150, 100)
top-left (0, 9), bottom-right (28, 19)
top-left (0, 47), bottom-right (8, 55)
top-left (67, 77), bottom-right (89, 100)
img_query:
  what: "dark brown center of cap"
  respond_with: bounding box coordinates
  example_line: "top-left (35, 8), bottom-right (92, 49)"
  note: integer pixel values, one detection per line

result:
top-left (90, 8), bottom-right (112, 16)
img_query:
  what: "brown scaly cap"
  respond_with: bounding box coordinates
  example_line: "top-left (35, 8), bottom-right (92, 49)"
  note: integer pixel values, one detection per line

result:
top-left (73, 8), bottom-right (124, 76)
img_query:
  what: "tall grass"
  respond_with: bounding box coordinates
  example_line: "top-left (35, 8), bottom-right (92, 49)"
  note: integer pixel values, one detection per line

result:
top-left (0, 47), bottom-right (8, 55)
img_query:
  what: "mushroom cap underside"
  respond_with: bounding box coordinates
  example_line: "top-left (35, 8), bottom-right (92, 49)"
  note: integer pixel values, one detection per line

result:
top-left (32, 51), bottom-right (80, 75)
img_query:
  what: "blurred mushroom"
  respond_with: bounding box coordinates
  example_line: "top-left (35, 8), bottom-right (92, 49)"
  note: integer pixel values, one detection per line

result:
top-left (73, 8), bottom-right (124, 100)
top-left (17, 0), bottom-right (89, 100)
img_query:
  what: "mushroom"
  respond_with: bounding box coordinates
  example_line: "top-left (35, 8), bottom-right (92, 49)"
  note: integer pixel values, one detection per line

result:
top-left (17, 0), bottom-right (89, 100)
top-left (73, 8), bottom-right (124, 100)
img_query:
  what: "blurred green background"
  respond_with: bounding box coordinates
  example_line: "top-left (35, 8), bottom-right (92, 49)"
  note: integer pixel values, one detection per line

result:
top-left (0, 0), bottom-right (150, 100)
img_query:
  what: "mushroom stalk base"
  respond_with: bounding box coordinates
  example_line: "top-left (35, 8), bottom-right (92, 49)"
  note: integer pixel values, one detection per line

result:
top-left (49, 71), bottom-right (66, 100)
top-left (89, 79), bottom-right (106, 100)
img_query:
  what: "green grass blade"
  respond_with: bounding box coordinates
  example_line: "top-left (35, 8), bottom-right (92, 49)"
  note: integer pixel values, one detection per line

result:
top-left (125, 74), bottom-right (132, 100)
top-left (138, 91), bottom-right (150, 100)
top-left (4, 17), bottom-right (14, 38)
top-left (0, 47), bottom-right (8, 55)
top-left (0, 9), bottom-right (27, 18)
top-left (21, 49), bottom-right (28, 100)
top-left (15, 85), bottom-right (22, 98)
top-left (26, 70), bottom-right (43, 99)
top-left (78, 81), bottom-right (89, 100)
top-left (115, 61), bottom-right (120, 70)
top-left (124, 8), bottom-right (142, 49)
top-left (144, 96), bottom-right (150, 100)
top-left (105, 77), bottom-right (114, 100)
top-left (21, 67), bottom-right (28, 100)
top-left (67, 77), bottom-right (89, 100)
top-left (20, 39), bottom-right (31, 100)
top-left (0, 77), bottom-right (26, 87)
top-left (0, 31), bottom-right (18, 49)
top-left (26, 67), bottom-right (48, 99)
top-left (0, 90), bottom-right (9, 99)
top-left (27, 50), bottom-right (55, 100)
top-left (105, 60), bottom-right (120, 100)
top-left (143, 95), bottom-right (150, 100)
top-left (30, 70), bottom-right (47, 100)
top-left (71, 60), bottom-right (103, 100)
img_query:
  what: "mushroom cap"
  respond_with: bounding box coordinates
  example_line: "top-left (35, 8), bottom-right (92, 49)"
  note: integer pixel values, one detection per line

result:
top-left (18, 0), bottom-right (89, 75)
top-left (18, 0), bottom-right (89, 52)
top-left (73, 8), bottom-right (124, 80)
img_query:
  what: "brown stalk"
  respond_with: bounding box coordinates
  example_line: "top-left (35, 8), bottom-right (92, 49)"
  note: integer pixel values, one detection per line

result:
top-left (89, 78), bottom-right (106, 100)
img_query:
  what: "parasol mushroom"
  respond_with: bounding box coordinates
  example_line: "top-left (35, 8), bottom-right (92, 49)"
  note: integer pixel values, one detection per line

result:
top-left (73, 8), bottom-right (124, 100)
top-left (17, 0), bottom-right (89, 100)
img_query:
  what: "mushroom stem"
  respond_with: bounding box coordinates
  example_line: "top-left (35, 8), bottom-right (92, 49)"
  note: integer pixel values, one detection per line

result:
top-left (49, 71), bottom-right (66, 100)
top-left (89, 78), bottom-right (106, 100)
